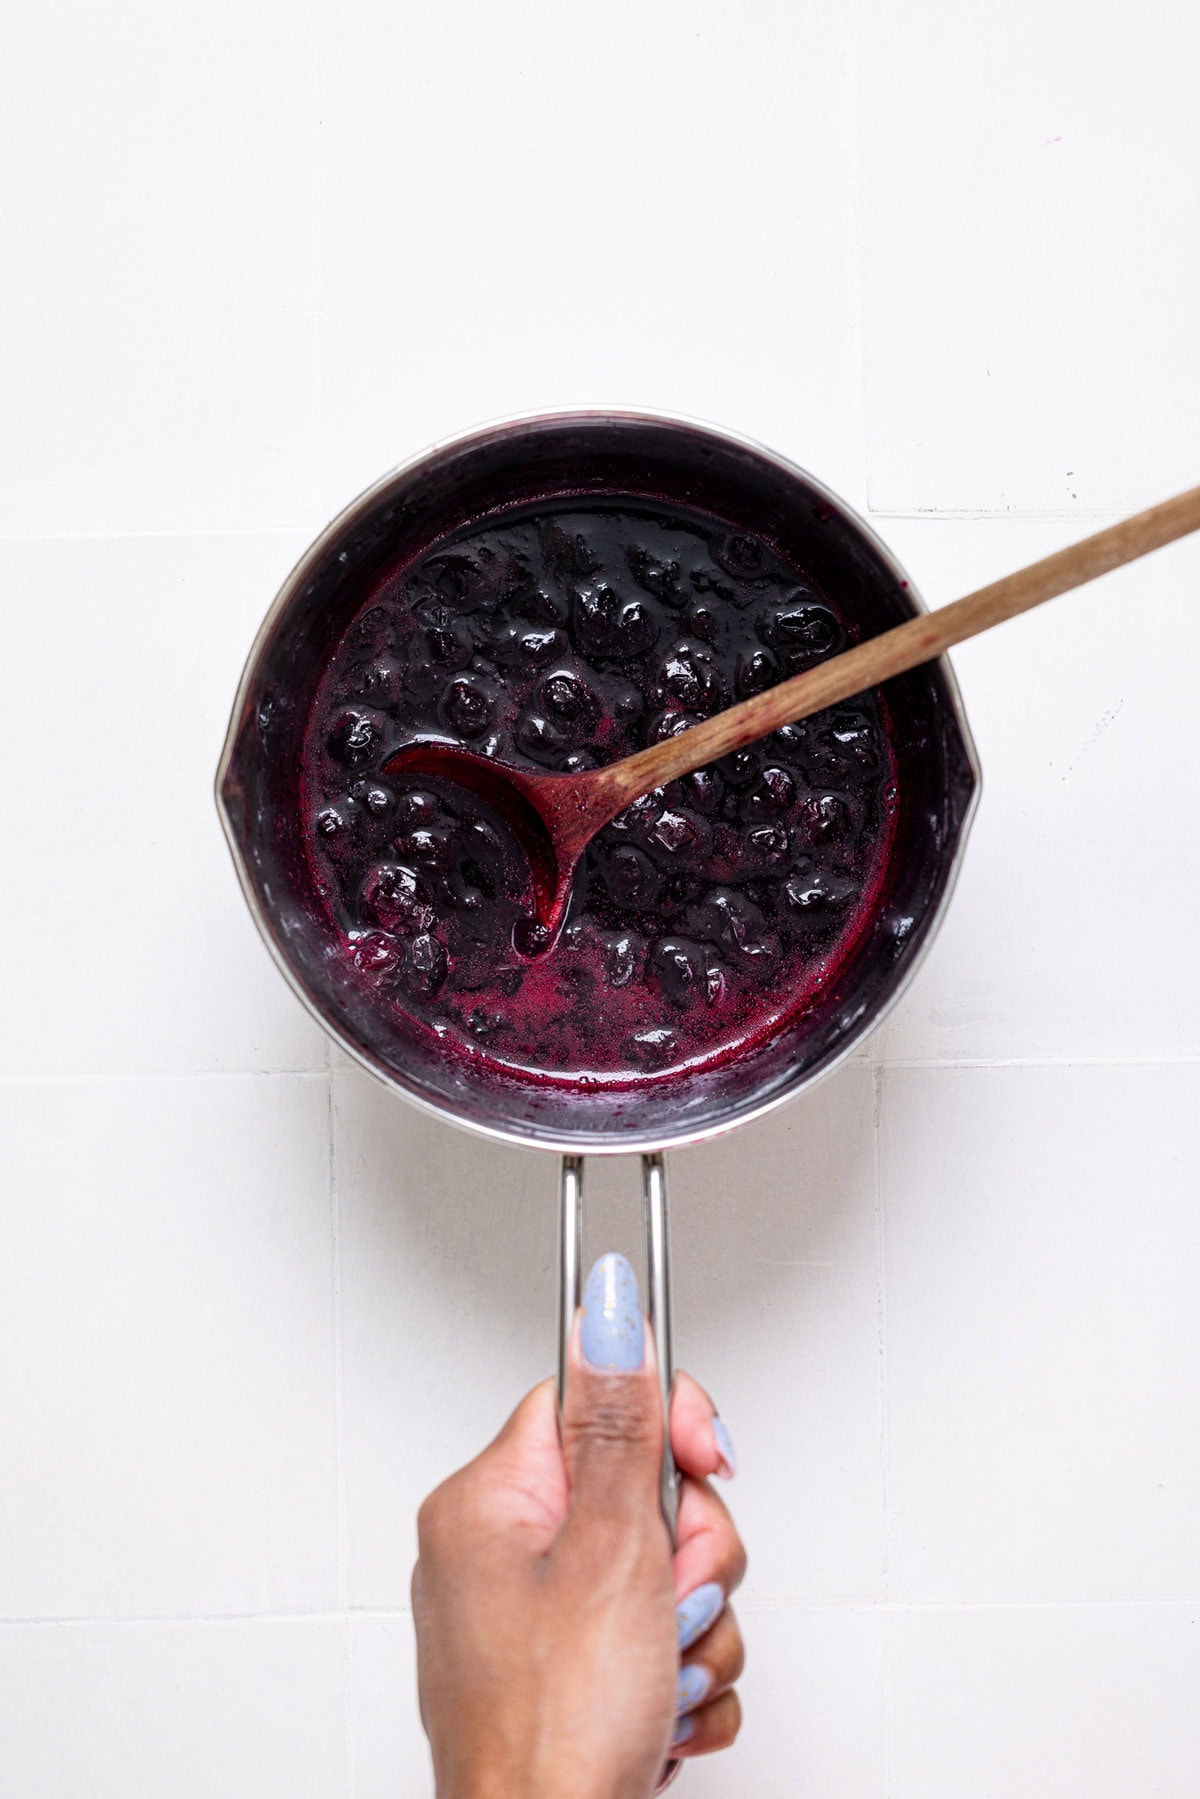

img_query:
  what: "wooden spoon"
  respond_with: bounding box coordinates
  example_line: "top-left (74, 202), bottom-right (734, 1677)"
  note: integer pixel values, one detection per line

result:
top-left (384, 484), bottom-right (1200, 942)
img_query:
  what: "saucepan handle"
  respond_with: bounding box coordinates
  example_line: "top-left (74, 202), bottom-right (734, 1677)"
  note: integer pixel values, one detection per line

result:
top-left (557, 1153), bottom-right (683, 1792)
top-left (556, 1153), bottom-right (680, 1542)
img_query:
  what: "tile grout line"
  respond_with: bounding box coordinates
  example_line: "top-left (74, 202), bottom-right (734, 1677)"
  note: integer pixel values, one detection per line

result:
top-left (327, 1057), bottom-right (355, 1794)
top-left (843, 0), bottom-right (870, 513)
top-left (0, 526), bottom-right (323, 546)
top-left (309, 0), bottom-right (333, 530)
top-left (5, 1595), bottom-right (1197, 1630)
top-left (872, 1055), bottom-right (1200, 1070)
top-left (0, 1069), bottom-right (331, 1085)
top-left (872, 1059), bottom-right (896, 1797)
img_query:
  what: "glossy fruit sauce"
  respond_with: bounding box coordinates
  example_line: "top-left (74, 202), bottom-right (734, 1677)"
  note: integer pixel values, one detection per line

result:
top-left (299, 500), bottom-right (898, 1086)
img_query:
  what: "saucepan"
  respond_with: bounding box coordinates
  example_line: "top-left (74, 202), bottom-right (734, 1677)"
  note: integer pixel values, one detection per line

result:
top-left (215, 408), bottom-right (979, 1589)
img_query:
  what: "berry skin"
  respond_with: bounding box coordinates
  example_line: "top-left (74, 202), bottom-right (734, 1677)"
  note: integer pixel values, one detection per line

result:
top-left (405, 932), bottom-right (447, 997)
top-left (361, 863), bottom-right (435, 934)
top-left (439, 676), bottom-right (493, 739)
top-left (327, 708), bottom-right (384, 767)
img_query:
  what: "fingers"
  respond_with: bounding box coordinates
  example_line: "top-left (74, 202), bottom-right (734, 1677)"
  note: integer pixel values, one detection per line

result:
top-left (671, 1472), bottom-right (747, 1611)
top-left (669, 1370), bottom-right (737, 1483)
top-left (677, 1605), bottom-right (745, 1714)
top-left (559, 1253), bottom-right (666, 1537)
top-left (671, 1688), bottom-right (743, 1759)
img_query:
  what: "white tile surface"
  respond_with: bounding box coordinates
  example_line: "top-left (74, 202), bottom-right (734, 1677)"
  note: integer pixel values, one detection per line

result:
top-left (860, 0), bottom-right (1200, 516)
top-left (0, 1620), bottom-right (348, 1798)
top-left (333, 1063), bottom-right (555, 1607)
top-left (671, 1065), bottom-right (885, 1601)
top-left (0, 534), bottom-right (327, 1075)
top-left (881, 1064), bottom-right (1200, 1603)
top-left (889, 1603), bottom-right (1200, 1798)
top-left (316, 0), bottom-right (865, 519)
top-left (684, 1606), bottom-right (886, 1798)
top-left (872, 515), bottom-right (1200, 1062)
top-left (347, 1615), bottom-right (431, 1799)
top-left (0, 1076), bottom-right (338, 1619)
top-left (0, 2), bottom-right (321, 537)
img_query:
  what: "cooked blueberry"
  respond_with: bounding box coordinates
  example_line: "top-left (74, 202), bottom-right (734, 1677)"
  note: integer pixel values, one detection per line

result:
top-left (315, 807), bottom-right (343, 838)
top-left (715, 533), bottom-right (768, 578)
top-left (659, 643), bottom-right (719, 711)
top-left (747, 825), bottom-right (790, 861)
top-left (394, 789), bottom-right (440, 829)
top-left (405, 932), bottom-right (448, 996)
top-left (417, 553), bottom-right (483, 608)
top-left (515, 711), bottom-right (568, 766)
top-left (649, 937), bottom-right (706, 1008)
top-left (649, 810), bottom-right (700, 855)
top-left (760, 601), bottom-right (840, 657)
top-left (361, 862), bottom-right (435, 934)
top-left (686, 888), bottom-right (781, 967)
top-left (703, 952), bottom-right (728, 1007)
top-left (363, 785), bottom-right (393, 816)
top-left (439, 676), bottom-right (493, 738)
top-left (572, 583), bottom-right (621, 653)
top-left (743, 767), bottom-right (795, 821)
top-left (543, 671), bottom-right (594, 722)
top-left (716, 748), bottom-right (760, 788)
top-left (737, 648), bottom-right (777, 698)
top-left (604, 845), bottom-right (662, 910)
top-left (627, 546), bottom-right (683, 603)
top-left (800, 793), bottom-right (853, 840)
top-left (783, 865), bottom-right (860, 916)
top-left (349, 930), bottom-right (403, 983)
top-left (686, 600), bottom-right (717, 641)
top-left (392, 824), bottom-right (456, 868)
top-left (327, 708), bottom-right (383, 766)
top-left (491, 621), bottom-right (564, 669)
top-left (511, 587), bottom-right (565, 626)
top-left (680, 768), bottom-right (721, 814)
top-left (602, 932), bottom-right (640, 987)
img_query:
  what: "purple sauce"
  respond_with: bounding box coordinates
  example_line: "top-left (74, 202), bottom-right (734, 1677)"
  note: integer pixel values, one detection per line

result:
top-left (299, 501), bottom-right (898, 1086)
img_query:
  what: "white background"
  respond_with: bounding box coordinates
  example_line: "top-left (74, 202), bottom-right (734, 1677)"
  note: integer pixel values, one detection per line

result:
top-left (2, 1), bottom-right (1199, 1792)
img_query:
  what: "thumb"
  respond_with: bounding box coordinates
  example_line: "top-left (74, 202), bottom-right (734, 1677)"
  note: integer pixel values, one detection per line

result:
top-left (559, 1253), bottom-right (666, 1537)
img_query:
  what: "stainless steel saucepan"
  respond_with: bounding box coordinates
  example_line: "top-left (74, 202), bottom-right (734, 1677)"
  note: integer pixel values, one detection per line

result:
top-left (215, 409), bottom-right (980, 1547)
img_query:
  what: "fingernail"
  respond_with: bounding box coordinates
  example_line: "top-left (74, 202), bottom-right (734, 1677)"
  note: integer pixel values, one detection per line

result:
top-left (676, 1581), bottom-right (724, 1651)
top-left (712, 1416), bottom-right (738, 1479)
top-left (581, 1252), bottom-right (644, 1371)
top-left (676, 1663), bottom-right (711, 1714)
top-left (670, 1714), bottom-right (696, 1749)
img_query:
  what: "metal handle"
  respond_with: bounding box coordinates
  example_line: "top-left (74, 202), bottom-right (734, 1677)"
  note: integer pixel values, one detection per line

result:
top-left (556, 1152), bottom-right (679, 1542)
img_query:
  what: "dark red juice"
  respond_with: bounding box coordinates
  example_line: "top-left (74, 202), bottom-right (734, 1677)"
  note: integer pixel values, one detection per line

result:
top-left (299, 501), bottom-right (898, 1087)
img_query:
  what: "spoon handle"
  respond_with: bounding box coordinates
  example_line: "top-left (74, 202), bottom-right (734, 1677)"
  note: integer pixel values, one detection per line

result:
top-left (605, 482), bottom-right (1200, 800)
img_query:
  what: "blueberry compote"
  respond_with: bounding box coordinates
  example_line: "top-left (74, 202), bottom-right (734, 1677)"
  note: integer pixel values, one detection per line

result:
top-left (301, 502), bottom-right (898, 1085)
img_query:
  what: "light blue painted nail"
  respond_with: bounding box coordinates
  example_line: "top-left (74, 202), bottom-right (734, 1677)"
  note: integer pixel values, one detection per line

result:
top-left (670, 1714), bottom-right (696, 1749)
top-left (676, 1581), bottom-right (724, 1651)
top-left (676, 1663), bottom-right (710, 1714)
top-left (580, 1252), bottom-right (644, 1371)
top-left (712, 1416), bottom-right (738, 1479)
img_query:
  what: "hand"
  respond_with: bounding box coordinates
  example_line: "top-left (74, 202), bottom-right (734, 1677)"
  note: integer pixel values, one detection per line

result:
top-left (412, 1251), bottom-right (746, 1799)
